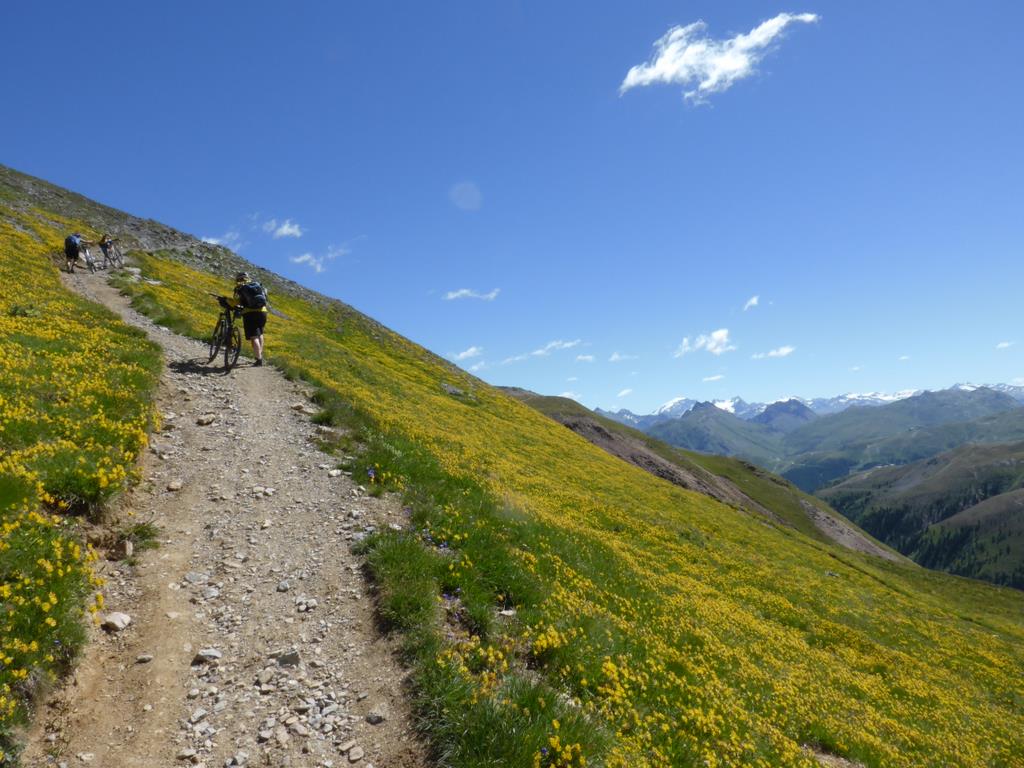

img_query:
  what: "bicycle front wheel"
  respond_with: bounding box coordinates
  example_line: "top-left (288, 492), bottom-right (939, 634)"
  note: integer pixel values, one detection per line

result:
top-left (113, 245), bottom-right (124, 268)
top-left (208, 317), bottom-right (224, 362)
top-left (225, 324), bottom-right (242, 370)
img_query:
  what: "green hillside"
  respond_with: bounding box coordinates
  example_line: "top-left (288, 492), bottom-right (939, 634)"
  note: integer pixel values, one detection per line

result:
top-left (3, 165), bottom-right (1024, 767)
top-left (505, 388), bottom-right (900, 556)
top-left (820, 442), bottom-right (1024, 587)
top-left (645, 388), bottom-right (1024, 493)
top-left (648, 403), bottom-right (784, 468)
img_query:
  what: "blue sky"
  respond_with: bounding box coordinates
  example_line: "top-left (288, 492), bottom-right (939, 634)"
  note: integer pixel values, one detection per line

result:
top-left (3, 1), bottom-right (1023, 412)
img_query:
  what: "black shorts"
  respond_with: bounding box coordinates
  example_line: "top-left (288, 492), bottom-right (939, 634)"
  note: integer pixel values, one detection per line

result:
top-left (241, 311), bottom-right (266, 340)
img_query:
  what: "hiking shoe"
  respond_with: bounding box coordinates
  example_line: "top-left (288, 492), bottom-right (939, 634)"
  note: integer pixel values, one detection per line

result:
top-left (254, 359), bottom-right (264, 367)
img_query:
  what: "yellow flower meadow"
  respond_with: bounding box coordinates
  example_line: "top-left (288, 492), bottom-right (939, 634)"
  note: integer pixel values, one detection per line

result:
top-left (0, 205), bottom-right (160, 761)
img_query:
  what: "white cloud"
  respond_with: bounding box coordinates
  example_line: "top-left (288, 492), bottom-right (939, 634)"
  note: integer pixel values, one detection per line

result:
top-left (703, 374), bottom-right (725, 382)
top-left (752, 345), bottom-right (795, 360)
top-left (288, 241), bottom-right (352, 274)
top-left (567, 376), bottom-right (578, 382)
top-left (899, 355), bottom-right (911, 361)
top-left (469, 361), bottom-right (487, 372)
top-left (501, 353), bottom-right (529, 365)
top-left (560, 391), bottom-right (582, 401)
top-left (450, 181), bottom-right (482, 211)
top-left (621, 13), bottom-right (818, 103)
top-left (453, 346), bottom-right (483, 361)
top-left (743, 295), bottom-right (760, 312)
top-left (290, 253), bottom-right (326, 273)
top-left (997, 341), bottom-right (1015, 350)
top-left (444, 288), bottom-right (501, 301)
top-left (201, 230), bottom-right (242, 249)
top-left (576, 354), bottom-right (595, 363)
top-left (532, 339), bottom-right (581, 356)
top-left (674, 329), bottom-right (735, 357)
top-left (609, 351), bottom-right (638, 363)
top-left (850, 365), bottom-right (862, 372)
top-left (617, 388), bottom-right (633, 398)
top-left (263, 218), bottom-right (304, 239)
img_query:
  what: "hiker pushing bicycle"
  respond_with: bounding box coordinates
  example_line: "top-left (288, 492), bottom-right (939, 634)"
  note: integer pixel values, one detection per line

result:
top-left (99, 234), bottom-right (124, 268)
top-left (63, 232), bottom-right (96, 273)
top-left (228, 272), bottom-right (268, 366)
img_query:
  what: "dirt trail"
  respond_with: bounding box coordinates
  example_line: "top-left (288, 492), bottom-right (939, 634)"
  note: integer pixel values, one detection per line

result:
top-left (24, 271), bottom-right (424, 768)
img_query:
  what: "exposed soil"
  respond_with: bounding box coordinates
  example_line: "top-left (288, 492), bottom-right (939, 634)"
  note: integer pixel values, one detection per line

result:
top-left (799, 500), bottom-right (904, 563)
top-left (22, 270), bottom-right (424, 768)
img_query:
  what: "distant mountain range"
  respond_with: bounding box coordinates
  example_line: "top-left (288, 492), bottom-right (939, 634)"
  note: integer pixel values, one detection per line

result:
top-left (598, 383), bottom-right (1024, 429)
top-left (602, 385), bottom-right (1024, 491)
top-left (820, 441), bottom-right (1024, 588)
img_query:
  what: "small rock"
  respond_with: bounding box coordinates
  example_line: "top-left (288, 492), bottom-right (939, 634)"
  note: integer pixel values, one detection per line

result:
top-left (277, 580), bottom-right (291, 593)
top-left (189, 708), bottom-right (208, 724)
top-left (192, 648), bottom-right (222, 665)
top-left (136, 653), bottom-right (154, 664)
top-left (184, 571), bottom-right (209, 585)
top-left (101, 612), bottom-right (131, 632)
top-left (77, 754), bottom-right (95, 763)
top-left (167, 479), bottom-right (183, 492)
top-left (347, 746), bottom-right (364, 763)
top-left (177, 747), bottom-right (197, 760)
top-left (337, 740), bottom-right (357, 753)
top-left (196, 413), bottom-right (217, 426)
top-left (365, 708), bottom-right (387, 725)
top-left (328, 469), bottom-right (343, 478)
top-left (230, 751), bottom-right (249, 766)
top-left (275, 649), bottom-right (301, 667)
top-left (261, 519), bottom-right (272, 529)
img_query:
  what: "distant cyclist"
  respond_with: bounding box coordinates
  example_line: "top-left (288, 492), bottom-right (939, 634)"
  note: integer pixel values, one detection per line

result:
top-left (63, 232), bottom-right (95, 273)
top-left (230, 272), bottom-right (268, 367)
top-left (99, 233), bottom-right (119, 268)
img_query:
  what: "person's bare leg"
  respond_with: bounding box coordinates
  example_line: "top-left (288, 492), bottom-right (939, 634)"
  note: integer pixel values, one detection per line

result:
top-left (252, 335), bottom-right (264, 361)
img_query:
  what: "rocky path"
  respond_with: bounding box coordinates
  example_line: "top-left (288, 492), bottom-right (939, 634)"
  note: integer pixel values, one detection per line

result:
top-left (23, 271), bottom-right (424, 768)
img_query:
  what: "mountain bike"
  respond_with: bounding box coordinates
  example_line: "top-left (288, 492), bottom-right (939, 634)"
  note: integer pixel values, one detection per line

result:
top-left (207, 294), bottom-right (242, 370)
top-left (101, 241), bottom-right (124, 269)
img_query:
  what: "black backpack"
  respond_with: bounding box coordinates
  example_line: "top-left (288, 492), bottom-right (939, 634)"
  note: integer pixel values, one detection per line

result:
top-left (64, 235), bottom-right (81, 258)
top-left (237, 281), bottom-right (268, 309)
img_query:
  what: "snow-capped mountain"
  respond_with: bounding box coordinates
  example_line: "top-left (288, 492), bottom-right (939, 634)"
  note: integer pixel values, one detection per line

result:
top-left (711, 397), bottom-right (767, 420)
top-left (797, 390), bottom-right (921, 416)
top-left (954, 383), bottom-right (1024, 403)
top-left (604, 383), bottom-right (1019, 428)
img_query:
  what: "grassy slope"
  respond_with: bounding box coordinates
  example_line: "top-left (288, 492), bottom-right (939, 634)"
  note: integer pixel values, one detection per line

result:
top-left (819, 442), bottom-right (1024, 586)
top-left (507, 389), bottom-right (868, 546)
top-left (110, 247), bottom-right (1024, 768)
top-left (0, 203), bottom-right (161, 761)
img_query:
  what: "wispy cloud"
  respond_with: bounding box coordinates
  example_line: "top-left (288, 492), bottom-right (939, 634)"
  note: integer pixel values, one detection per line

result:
top-left (997, 341), bottom-right (1015, 350)
top-left (453, 346), bottom-right (483, 361)
top-left (752, 345), bottom-right (795, 360)
top-left (202, 230), bottom-right (242, 249)
top-left (576, 354), bottom-right (595, 363)
top-left (850, 365), bottom-right (862, 372)
top-left (703, 374), bottom-right (725, 382)
top-left (450, 181), bottom-right (482, 211)
top-left (567, 376), bottom-right (578, 382)
top-left (533, 339), bottom-right (581, 356)
top-left (621, 12), bottom-right (819, 103)
top-left (609, 352), bottom-right (638, 363)
top-left (617, 388), bottom-right (633, 398)
top-left (675, 329), bottom-right (735, 357)
top-left (469, 361), bottom-right (487, 372)
top-left (289, 242), bottom-right (351, 274)
top-left (898, 355), bottom-right (911, 361)
top-left (263, 218), bottom-right (304, 239)
top-left (444, 288), bottom-right (501, 301)
top-left (560, 391), bottom-right (582, 401)
top-left (743, 295), bottom-right (760, 312)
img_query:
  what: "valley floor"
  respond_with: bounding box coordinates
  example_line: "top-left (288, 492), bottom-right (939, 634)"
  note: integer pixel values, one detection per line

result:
top-left (22, 272), bottom-right (423, 767)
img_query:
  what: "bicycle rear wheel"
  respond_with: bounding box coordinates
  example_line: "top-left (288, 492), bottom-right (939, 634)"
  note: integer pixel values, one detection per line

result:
top-left (113, 245), bottom-right (124, 268)
top-left (208, 317), bottom-right (224, 362)
top-left (225, 323), bottom-right (242, 370)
